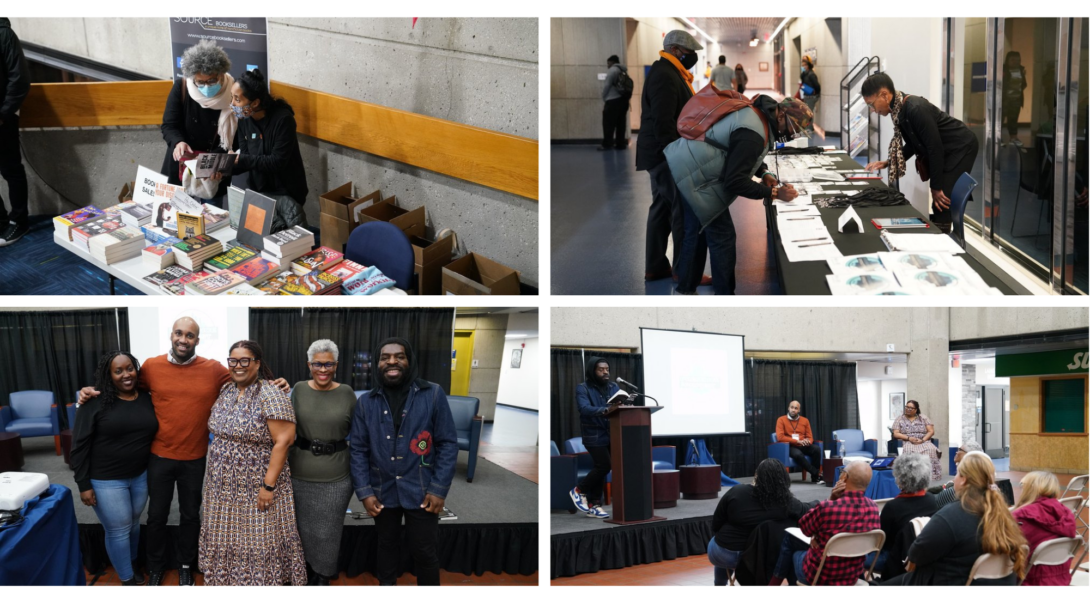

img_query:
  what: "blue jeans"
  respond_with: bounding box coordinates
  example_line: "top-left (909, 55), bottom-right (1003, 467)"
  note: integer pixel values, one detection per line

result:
top-left (864, 551), bottom-right (887, 575)
top-left (90, 472), bottom-right (149, 581)
top-left (707, 537), bottom-right (741, 586)
top-left (772, 532), bottom-right (811, 585)
top-left (676, 197), bottom-right (708, 293)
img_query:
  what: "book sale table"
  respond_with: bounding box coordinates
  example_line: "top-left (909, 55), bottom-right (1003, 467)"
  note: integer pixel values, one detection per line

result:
top-left (766, 152), bottom-right (1015, 295)
top-left (53, 225), bottom-right (403, 296)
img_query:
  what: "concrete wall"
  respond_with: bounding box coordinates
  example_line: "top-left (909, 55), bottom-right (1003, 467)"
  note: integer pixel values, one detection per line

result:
top-left (454, 313), bottom-right (509, 421)
top-left (783, 17), bottom-right (848, 133)
top-left (950, 307), bottom-right (1090, 340)
top-left (8, 17), bottom-right (539, 284)
top-left (550, 18), bottom-right (626, 141)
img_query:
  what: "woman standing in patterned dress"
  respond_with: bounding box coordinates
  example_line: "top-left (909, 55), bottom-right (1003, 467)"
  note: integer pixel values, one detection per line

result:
top-left (198, 340), bottom-right (307, 585)
top-left (891, 400), bottom-right (942, 481)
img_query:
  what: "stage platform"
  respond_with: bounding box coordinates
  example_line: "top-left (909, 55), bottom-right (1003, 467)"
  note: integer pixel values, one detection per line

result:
top-left (15, 435), bottom-right (537, 578)
top-left (551, 472), bottom-right (957, 579)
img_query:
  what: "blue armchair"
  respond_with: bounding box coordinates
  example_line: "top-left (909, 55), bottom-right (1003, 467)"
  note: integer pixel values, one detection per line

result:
top-left (562, 437), bottom-right (594, 486)
top-left (1, 390), bottom-right (64, 455)
top-left (768, 432), bottom-right (823, 482)
top-left (833, 429), bottom-right (878, 458)
top-left (551, 441), bottom-right (580, 512)
top-left (447, 395), bottom-right (484, 482)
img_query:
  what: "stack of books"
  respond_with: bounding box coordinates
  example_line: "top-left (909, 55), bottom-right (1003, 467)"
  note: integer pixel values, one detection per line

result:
top-left (119, 202), bottom-right (153, 228)
top-left (54, 206), bottom-right (105, 241)
top-left (279, 270), bottom-right (344, 295)
top-left (229, 257), bottom-right (280, 286)
top-left (261, 226), bottom-right (314, 269)
top-left (71, 215), bottom-right (125, 251)
top-left (89, 226), bottom-right (144, 264)
top-left (140, 225), bottom-right (175, 245)
top-left (143, 237), bottom-right (180, 268)
top-left (202, 203), bottom-right (230, 232)
top-left (173, 235), bottom-right (224, 271)
top-left (255, 271), bottom-right (297, 295)
top-left (185, 270), bottom-right (248, 295)
top-left (204, 244), bottom-right (258, 272)
top-left (143, 266), bottom-right (190, 289)
top-left (160, 270), bottom-right (211, 296)
top-left (325, 259), bottom-right (366, 281)
top-left (223, 284), bottom-right (265, 295)
top-left (291, 246), bottom-right (344, 276)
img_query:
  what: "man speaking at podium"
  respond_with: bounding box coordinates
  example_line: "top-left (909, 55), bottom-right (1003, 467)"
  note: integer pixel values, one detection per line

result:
top-left (776, 401), bottom-right (824, 484)
top-left (569, 357), bottom-right (620, 519)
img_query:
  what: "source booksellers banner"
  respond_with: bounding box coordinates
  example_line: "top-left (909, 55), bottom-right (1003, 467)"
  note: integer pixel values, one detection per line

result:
top-left (169, 18), bottom-right (268, 84)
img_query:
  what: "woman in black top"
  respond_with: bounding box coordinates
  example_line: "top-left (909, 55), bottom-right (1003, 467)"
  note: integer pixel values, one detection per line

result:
top-left (862, 72), bottom-right (979, 234)
top-left (225, 68), bottom-right (307, 231)
top-left (71, 352), bottom-right (158, 586)
top-left (708, 458), bottom-right (811, 585)
top-left (867, 453), bottom-right (938, 580)
top-left (160, 40), bottom-right (237, 207)
top-left (800, 56), bottom-right (820, 131)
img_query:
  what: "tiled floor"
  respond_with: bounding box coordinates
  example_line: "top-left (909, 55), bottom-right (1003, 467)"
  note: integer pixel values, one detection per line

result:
top-left (552, 470), bottom-right (1088, 586)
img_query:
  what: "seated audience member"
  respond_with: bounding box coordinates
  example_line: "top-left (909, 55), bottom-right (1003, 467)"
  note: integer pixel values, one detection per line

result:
top-left (709, 458), bottom-right (812, 585)
top-left (775, 401), bottom-right (823, 484)
top-left (929, 441), bottom-right (982, 507)
top-left (71, 352), bottom-right (159, 586)
top-left (868, 453), bottom-right (938, 580)
top-left (769, 461), bottom-right (880, 585)
top-left (884, 452), bottom-right (1027, 585)
top-left (1012, 471), bottom-right (1078, 586)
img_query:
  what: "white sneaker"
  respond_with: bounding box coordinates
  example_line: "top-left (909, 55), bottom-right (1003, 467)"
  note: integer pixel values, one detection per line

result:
top-left (569, 488), bottom-right (590, 513)
top-left (586, 505), bottom-right (610, 519)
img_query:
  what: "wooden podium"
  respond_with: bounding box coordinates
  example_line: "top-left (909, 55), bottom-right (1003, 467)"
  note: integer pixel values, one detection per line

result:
top-left (605, 405), bottom-right (665, 525)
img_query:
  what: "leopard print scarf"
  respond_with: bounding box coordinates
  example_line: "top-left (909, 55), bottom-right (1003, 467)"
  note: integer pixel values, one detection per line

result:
top-left (887, 91), bottom-right (907, 184)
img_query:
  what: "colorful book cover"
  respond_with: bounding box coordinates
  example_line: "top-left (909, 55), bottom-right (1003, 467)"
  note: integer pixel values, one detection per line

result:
top-left (161, 271), bottom-right (211, 296)
top-left (202, 203), bottom-right (230, 227)
top-left (205, 245), bottom-right (258, 271)
top-left (190, 270), bottom-right (247, 295)
top-left (230, 257), bottom-right (279, 282)
top-left (54, 205), bottom-right (105, 228)
top-left (143, 266), bottom-right (190, 287)
top-left (256, 271), bottom-right (300, 295)
top-left (292, 246), bottom-right (344, 273)
top-left (174, 234), bottom-right (217, 254)
top-left (325, 259), bottom-right (366, 280)
top-left (176, 211), bottom-right (205, 239)
top-left (144, 237), bottom-right (179, 257)
top-left (280, 271), bottom-right (341, 295)
top-left (141, 225), bottom-right (174, 244)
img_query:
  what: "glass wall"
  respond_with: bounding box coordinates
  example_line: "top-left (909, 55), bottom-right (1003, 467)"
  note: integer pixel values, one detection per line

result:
top-left (960, 18), bottom-right (988, 226)
top-left (1071, 18), bottom-right (1087, 293)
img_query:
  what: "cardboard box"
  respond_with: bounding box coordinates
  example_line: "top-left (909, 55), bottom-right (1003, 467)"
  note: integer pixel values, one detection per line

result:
top-left (441, 253), bottom-right (521, 296)
top-left (411, 234), bottom-right (454, 295)
top-left (319, 182), bottom-right (379, 253)
top-left (356, 197), bottom-right (426, 238)
top-left (118, 180), bottom-right (136, 202)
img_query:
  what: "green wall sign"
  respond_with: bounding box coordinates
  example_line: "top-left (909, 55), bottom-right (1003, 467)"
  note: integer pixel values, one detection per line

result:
top-left (995, 349), bottom-right (1090, 377)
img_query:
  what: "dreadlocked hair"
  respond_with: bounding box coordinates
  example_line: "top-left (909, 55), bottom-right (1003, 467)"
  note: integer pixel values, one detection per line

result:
top-left (93, 351), bottom-right (141, 412)
top-left (753, 458), bottom-right (793, 509)
top-left (957, 453), bottom-right (1028, 579)
top-left (229, 340), bottom-right (275, 382)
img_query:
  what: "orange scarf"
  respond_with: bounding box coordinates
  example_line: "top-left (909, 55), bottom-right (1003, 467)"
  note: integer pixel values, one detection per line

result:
top-left (659, 50), bottom-right (696, 95)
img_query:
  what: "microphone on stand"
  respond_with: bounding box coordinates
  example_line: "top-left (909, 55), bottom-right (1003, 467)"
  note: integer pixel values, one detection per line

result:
top-left (615, 377), bottom-right (639, 390)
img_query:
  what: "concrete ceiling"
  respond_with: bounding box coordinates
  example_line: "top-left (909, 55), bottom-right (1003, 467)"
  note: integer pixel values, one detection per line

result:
top-left (687, 17), bottom-right (785, 46)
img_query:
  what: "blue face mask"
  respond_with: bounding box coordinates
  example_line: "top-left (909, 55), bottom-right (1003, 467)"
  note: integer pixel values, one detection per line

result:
top-left (800, 66), bottom-right (806, 73)
top-left (197, 83), bottom-right (222, 98)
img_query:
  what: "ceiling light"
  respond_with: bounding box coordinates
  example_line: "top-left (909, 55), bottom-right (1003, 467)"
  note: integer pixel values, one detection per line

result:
top-left (677, 17), bottom-right (716, 46)
top-left (505, 334), bottom-right (528, 339)
top-left (768, 17), bottom-right (790, 43)
top-left (749, 38), bottom-right (759, 47)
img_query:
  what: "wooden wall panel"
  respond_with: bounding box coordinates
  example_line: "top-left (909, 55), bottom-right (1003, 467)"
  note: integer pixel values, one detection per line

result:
top-left (1009, 375), bottom-right (1088, 474)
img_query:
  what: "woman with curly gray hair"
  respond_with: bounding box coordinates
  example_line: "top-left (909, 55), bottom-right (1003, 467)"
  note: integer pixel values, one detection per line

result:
top-left (160, 39), bottom-right (237, 206)
top-left (867, 453), bottom-right (938, 580)
top-left (288, 339), bottom-right (358, 585)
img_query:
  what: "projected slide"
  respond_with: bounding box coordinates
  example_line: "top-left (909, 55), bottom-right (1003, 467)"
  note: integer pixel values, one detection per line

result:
top-left (642, 328), bottom-right (746, 436)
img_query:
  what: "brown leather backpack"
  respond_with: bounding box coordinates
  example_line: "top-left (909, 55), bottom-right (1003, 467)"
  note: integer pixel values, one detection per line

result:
top-left (677, 85), bottom-right (769, 142)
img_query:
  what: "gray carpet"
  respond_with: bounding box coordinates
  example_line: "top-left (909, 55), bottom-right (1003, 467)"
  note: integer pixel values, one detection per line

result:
top-left (551, 472), bottom-right (956, 536)
top-left (16, 435), bottom-right (536, 525)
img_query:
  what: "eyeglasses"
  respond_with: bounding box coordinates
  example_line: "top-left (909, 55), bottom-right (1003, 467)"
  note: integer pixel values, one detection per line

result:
top-left (194, 77), bottom-right (219, 88)
top-left (904, 405), bottom-right (917, 410)
top-left (309, 362), bottom-right (337, 371)
top-left (227, 358), bottom-right (255, 368)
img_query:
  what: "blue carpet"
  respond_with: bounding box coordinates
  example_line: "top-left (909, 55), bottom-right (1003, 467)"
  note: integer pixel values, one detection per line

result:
top-left (0, 215), bottom-right (142, 295)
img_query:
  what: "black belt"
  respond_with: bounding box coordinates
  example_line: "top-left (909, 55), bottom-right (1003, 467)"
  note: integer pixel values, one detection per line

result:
top-left (295, 436), bottom-right (348, 456)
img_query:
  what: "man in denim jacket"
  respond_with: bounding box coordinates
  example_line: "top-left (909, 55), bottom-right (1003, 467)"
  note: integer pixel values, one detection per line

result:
top-left (569, 357), bottom-right (621, 519)
top-left (349, 337), bottom-right (457, 585)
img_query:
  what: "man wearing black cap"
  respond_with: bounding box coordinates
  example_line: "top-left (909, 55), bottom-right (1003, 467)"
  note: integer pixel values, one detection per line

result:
top-left (568, 357), bottom-right (620, 519)
top-left (600, 55), bottom-right (630, 151)
top-left (638, 29), bottom-right (711, 288)
top-left (349, 337), bottom-right (457, 585)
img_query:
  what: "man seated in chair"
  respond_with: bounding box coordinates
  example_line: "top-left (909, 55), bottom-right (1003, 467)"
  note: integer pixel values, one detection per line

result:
top-left (569, 357), bottom-right (619, 520)
top-left (776, 401), bottom-right (824, 484)
top-left (769, 461), bottom-right (880, 585)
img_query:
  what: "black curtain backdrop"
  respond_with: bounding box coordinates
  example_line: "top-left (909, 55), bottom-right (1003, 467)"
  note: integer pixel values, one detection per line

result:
top-left (249, 308), bottom-right (454, 394)
top-left (0, 309), bottom-right (130, 427)
top-left (551, 350), bottom-right (859, 477)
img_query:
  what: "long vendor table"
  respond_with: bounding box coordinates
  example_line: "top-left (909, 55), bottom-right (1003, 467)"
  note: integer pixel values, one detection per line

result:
top-left (767, 152), bottom-right (1014, 295)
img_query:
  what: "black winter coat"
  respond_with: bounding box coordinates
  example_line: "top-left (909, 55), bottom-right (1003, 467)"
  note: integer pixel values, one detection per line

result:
top-left (233, 103), bottom-right (309, 204)
top-left (897, 95), bottom-right (978, 192)
top-left (0, 18), bottom-right (30, 125)
top-left (160, 78), bottom-right (232, 194)
top-left (636, 57), bottom-right (694, 171)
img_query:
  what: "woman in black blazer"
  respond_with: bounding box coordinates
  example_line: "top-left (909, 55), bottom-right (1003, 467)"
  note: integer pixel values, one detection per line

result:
top-left (862, 73), bottom-right (979, 234)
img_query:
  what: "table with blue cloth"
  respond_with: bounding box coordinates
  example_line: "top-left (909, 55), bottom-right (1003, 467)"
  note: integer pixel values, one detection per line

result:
top-left (832, 466), bottom-right (900, 500)
top-left (0, 484), bottom-right (85, 586)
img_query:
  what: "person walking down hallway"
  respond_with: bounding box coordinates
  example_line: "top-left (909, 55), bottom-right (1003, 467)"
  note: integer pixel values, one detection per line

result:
top-left (638, 30), bottom-right (711, 287)
top-left (862, 72), bottom-right (978, 235)
top-left (734, 64), bottom-right (748, 95)
top-left (0, 18), bottom-right (31, 247)
top-left (799, 56), bottom-right (820, 131)
top-left (600, 55), bottom-right (630, 151)
top-left (710, 56), bottom-right (734, 91)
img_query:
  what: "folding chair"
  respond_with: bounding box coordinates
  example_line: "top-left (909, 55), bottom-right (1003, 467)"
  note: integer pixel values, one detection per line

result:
top-left (1019, 536), bottom-right (1084, 585)
top-left (965, 546), bottom-right (1027, 585)
top-left (798, 530), bottom-right (885, 586)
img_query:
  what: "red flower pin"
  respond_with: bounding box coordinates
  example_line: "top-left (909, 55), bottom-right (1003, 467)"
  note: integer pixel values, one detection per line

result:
top-left (411, 431), bottom-right (432, 465)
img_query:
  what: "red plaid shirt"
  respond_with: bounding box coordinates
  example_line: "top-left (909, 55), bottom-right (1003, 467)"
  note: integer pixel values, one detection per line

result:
top-left (798, 490), bottom-right (880, 585)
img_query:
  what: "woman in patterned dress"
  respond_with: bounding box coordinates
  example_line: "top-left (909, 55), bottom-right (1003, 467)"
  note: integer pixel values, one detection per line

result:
top-left (198, 340), bottom-right (307, 585)
top-left (891, 400), bottom-right (942, 481)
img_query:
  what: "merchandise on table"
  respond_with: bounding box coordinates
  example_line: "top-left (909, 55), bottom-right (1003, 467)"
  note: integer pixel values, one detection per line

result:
top-left (53, 206), bottom-right (106, 240)
top-left (89, 226), bottom-right (144, 264)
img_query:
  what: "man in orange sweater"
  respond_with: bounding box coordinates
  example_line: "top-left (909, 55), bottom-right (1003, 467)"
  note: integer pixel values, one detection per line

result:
top-left (776, 400), bottom-right (824, 484)
top-left (79, 317), bottom-right (288, 586)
